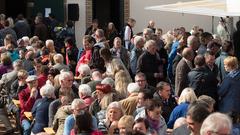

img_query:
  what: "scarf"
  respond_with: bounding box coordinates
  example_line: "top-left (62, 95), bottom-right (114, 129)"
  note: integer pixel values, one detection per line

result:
top-left (147, 116), bottom-right (161, 132)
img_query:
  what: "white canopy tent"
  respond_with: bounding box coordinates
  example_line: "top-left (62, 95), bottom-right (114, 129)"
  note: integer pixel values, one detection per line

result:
top-left (145, 0), bottom-right (240, 34)
top-left (145, 0), bottom-right (240, 17)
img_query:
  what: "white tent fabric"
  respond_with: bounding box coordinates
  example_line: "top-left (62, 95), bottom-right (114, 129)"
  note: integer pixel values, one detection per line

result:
top-left (145, 0), bottom-right (240, 17)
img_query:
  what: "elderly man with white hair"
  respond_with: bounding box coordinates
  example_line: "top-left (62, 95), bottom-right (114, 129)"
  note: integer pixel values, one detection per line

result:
top-left (49, 71), bottom-right (78, 125)
top-left (63, 98), bottom-right (98, 135)
top-left (130, 35), bottom-right (144, 76)
top-left (200, 112), bottom-right (232, 135)
top-left (31, 84), bottom-right (55, 134)
top-left (119, 82), bottom-right (140, 115)
top-left (55, 71), bottom-right (78, 99)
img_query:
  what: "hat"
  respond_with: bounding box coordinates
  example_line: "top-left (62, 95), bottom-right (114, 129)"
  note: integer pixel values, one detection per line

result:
top-left (26, 75), bottom-right (38, 82)
top-left (96, 84), bottom-right (111, 94)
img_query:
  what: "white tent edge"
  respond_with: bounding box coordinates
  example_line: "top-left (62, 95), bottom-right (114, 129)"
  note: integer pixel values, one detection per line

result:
top-left (145, 0), bottom-right (240, 17)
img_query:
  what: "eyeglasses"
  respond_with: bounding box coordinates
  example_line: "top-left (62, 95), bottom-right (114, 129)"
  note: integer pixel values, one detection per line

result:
top-left (136, 80), bottom-right (146, 82)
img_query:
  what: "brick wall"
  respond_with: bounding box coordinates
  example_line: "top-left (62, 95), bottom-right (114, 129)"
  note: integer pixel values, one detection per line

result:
top-left (86, 0), bottom-right (92, 28)
top-left (124, 0), bottom-right (130, 23)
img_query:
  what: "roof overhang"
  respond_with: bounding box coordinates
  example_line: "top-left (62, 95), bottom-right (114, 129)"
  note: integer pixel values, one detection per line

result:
top-left (145, 0), bottom-right (240, 17)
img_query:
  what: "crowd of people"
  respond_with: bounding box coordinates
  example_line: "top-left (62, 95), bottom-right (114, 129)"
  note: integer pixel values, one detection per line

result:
top-left (0, 12), bottom-right (240, 135)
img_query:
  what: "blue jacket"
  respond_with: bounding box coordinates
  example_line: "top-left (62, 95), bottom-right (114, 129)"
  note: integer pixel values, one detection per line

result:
top-left (31, 97), bottom-right (54, 134)
top-left (218, 69), bottom-right (240, 113)
top-left (167, 102), bottom-right (189, 128)
top-left (215, 52), bottom-right (228, 82)
top-left (167, 41), bottom-right (180, 79)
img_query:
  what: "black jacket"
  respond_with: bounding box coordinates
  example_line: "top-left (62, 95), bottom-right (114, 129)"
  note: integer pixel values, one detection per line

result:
top-left (188, 67), bottom-right (218, 100)
top-left (153, 92), bottom-right (177, 123)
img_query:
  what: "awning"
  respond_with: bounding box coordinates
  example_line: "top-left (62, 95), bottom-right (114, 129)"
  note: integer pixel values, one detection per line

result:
top-left (145, 0), bottom-right (240, 17)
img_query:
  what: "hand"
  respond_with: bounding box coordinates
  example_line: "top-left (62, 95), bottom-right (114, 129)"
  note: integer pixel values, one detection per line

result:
top-left (109, 121), bottom-right (118, 135)
top-left (30, 87), bottom-right (38, 98)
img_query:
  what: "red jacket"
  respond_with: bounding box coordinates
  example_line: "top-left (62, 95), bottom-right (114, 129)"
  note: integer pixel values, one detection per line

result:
top-left (18, 87), bottom-right (41, 121)
top-left (38, 74), bottom-right (48, 89)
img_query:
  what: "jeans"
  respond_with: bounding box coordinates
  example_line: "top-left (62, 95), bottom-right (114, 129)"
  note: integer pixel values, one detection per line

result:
top-left (22, 119), bottom-right (31, 135)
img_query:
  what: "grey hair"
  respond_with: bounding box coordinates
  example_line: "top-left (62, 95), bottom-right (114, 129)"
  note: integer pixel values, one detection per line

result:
top-left (71, 98), bottom-right (85, 110)
top-left (40, 84), bottom-right (55, 97)
top-left (78, 84), bottom-right (92, 96)
top-left (78, 64), bottom-right (91, 76)
top-left (46, 39), bottom-right (54, 47)
top-left (143, 28), bottom-right (154, 34)
top-left (173, 117), bottom-right (187, 129)
top-left (53, 53), bottom-right (64, 64)
top-left (101, 77), bottom-right (115, 88)
top-left (200, 112), bottom-right (232, 135)
top-left (144, 40), bottom-right (156, 50)
top-left (106, 101), bottom-right (124, 119)
top-left (187, 35), bottom-right (198, 47)
top-left (59, 71), bottom-right (71, 82)
top-left (134, 36), bottom-right (144, 45)
top-left (127, 83), bottom-right (140, 93)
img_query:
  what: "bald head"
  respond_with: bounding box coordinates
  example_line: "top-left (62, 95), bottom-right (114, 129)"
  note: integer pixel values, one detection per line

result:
top-left (187, 35), bottom-right (200, 51)
top-left (182, 48), bottom-right (194, 61)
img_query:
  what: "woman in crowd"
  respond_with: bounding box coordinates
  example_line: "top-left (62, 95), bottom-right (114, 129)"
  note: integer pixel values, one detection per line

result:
top-left (75, 35), bottom-right (94, 76)
top-left (45, 68), bottom-right (60, 86)
top-left (114, 70), bottom-right (132, 99)
top-left (110, 37), bottom-right (129, 68)
top-left (167, 87), bottom-right (197, 128)
top-left (89, 84), bottom-right (112, 116)
top-left (64, 37), bottom-right (79, 73)
top-left (100, 47), bottom-right (128, 79)
top-left (218, 56), bottom-right (240, 114)
top-left (118, 115), bottom-right (135, 135)
top-left (98, 101), bottom-right (124, 134)
top-left (135, 99), bottom-right (167, 135)
top-left (0, 53), bottom-right (12, 78)
top-left (105, 22), bottom-right (118, 48)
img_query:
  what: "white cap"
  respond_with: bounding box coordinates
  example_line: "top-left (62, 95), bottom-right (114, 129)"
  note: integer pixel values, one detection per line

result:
top-left (26, 75), bottom-right (38, 82)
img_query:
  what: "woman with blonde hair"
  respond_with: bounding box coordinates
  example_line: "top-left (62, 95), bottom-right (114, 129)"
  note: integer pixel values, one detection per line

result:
top-left (218, 56), bottom-right (240, 114)
top-left (115, 70), bottom-right (132, 99)
top-left (167, 87), bottom-right (197, 129)
top-left (100, 47), bottom-right (131, 80)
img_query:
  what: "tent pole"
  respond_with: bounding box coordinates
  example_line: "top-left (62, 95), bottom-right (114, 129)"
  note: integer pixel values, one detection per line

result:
top-left (212, 16), bottom-right (214, 33)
